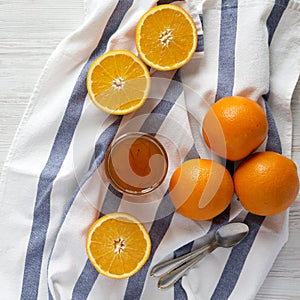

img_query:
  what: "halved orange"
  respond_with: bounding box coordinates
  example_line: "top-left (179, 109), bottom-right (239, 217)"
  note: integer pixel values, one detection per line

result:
top-left (86, 50), bottom-right (151, 115)
top-left (86, 212), bottom-right (151, 279)
top-left (136, 4), bottom-right (198, 71)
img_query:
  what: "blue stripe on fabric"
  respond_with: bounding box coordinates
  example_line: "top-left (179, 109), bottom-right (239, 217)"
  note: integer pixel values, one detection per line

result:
top-left (197, 14), bottom-right (204, 54)
top-left (266, 0), bottom-right (290, 46)
top-left (185, 144), bottom-right (200, 161)
top-left (199, 14), bottom-right (204, 29)
top-left (264, 100), bottom-right (282, 153)
top-left (211, 1), bottom-right (286, 297)
top-left (196, 35), bottom-right (204, 52)
top-left (21, 1), bottom-right (133, 298)
top-left (89, 116), bottom-right (123, 169)
top-left (221, 160), bottom-right (234, 220)
top-left (157, 0), bottom-right (181, 4)
top-left (210, 214), bottom-right (265, 300)
top-left (215, 0), bottom-right (238, 101)
top-left (206, 0), bottom-right (239, 296)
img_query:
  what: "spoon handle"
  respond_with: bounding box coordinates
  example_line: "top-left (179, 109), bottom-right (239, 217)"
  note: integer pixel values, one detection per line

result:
top-left (151, 241), bottom-right (214, 278)
top-left (157, 244), bottom-right (217, 289)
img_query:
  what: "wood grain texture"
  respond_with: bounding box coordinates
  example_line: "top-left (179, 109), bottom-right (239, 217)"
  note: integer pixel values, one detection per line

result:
top-left (0, 1), bottom-right (299, 299)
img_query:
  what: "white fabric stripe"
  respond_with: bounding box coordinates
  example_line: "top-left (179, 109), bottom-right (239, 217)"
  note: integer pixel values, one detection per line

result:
top-left (106, 0), bottom-right (158, 54)
top-left (87, 275), bottom-right (129, 300)
top-left (48, 179), bottom-right (106, 299)
top-left (257, 99), bottom-right (269, 152)
top-left (233, 1), bottom-right (273, 99)
top-left (181, 2), bottom-right (221, 164)
top-left (187, 0), bottom-right (204, 34)
top-left (181, 3), bottom-right (221, 117)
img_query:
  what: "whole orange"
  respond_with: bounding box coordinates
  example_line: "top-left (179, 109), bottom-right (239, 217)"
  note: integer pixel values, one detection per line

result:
top-left (234, 151), bottom-right (299, 216)
top-left (202, 96), bottom-right (268, 161)
top-left (169, 159), bottom-right (234, 220)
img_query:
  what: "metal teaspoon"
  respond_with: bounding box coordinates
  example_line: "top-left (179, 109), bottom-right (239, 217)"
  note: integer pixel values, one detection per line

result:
top-left (151, 222), bottom-right (249, 289)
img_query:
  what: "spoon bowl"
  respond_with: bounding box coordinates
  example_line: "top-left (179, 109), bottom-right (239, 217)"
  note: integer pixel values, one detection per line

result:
top-left (215, 222), bottom-right (249, 248)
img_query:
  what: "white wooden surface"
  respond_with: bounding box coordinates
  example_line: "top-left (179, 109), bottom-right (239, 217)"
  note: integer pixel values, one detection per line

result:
top-left (0, 1), bottom-right (299, 299)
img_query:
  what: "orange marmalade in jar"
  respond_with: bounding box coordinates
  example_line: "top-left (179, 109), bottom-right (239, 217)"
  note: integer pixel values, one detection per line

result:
top-left (105, 132), bottom-right (168, 195)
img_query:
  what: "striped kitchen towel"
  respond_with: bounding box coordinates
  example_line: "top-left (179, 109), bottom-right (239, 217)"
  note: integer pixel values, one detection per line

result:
top-left (0, 0), bottom-right (299, 299)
